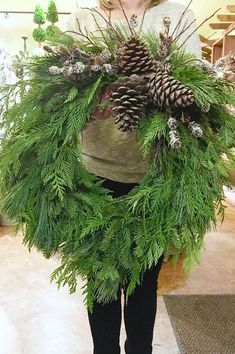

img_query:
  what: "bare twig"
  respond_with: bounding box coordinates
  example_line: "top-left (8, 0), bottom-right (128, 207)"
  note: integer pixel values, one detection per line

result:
top-left (84, 7), bottom-right (112, 28)
top-left (90, 12), bottom-right (111, 48)
top-left (171, 0), bottom-right (194, 38)
top-left (118, 0), bottom-right (135, 36)
top-left (108, 9), bottom-right (112, 25)
top-left (177, 8), bottom-right (221, 51)
top-left (76, 18), bottom-right (93, 45)
top-left (63, 17), bottom-right (97, 45)
top-left (85, 26), bottom-right (96, 44)
top-left (63, 30), bottom-right (95, 45)
top-left (84, 7), bottom-right (123, 41)
top-left (139, 6), bottom-right (148, 35)
top-left (102, 7), bottom-right (112, 26)
top-left (97, 7), bottom-right (112, 27)
top-left (170, 18), bottom-right (196, 45)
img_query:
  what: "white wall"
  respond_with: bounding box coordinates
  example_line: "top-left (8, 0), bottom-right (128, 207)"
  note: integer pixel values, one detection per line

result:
top-left (0, 0), bottom-right (96, 54)
top-left (0, 0), bottom-right (232, 54)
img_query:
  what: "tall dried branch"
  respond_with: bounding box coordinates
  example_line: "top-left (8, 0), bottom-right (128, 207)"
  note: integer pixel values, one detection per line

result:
top-left (170, 18), bottom-right (196, 45)
top-left (84, 7), bottom-right (124, 42)
top-left (138, 6), bottom-right (148, 35)
top-left (90, 12), bottom-right (111, 48)
top-left (118, 0), bottom-right (136, 36)
top-left (177, 8), bottom-right (221, 51)
top-left (171, 0), bottom-right (193, 38)
top-left (63, 17), bottom-right (96, 46)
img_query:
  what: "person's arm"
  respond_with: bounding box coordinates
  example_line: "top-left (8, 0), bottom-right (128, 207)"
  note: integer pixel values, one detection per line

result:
top-left (174, 9), bottom-right (202, 59)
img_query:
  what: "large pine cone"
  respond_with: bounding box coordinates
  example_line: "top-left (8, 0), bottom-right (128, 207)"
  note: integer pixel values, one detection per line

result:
top-left (117, 36), bottom-right (156, 75)
top-left (147, 69), bottom-right (195, 108)
top-left (110, 74), bottom-right (148, 132)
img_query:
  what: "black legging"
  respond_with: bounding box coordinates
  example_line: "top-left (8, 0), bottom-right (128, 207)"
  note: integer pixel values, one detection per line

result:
top-left (88, 177), bottom-right (164, 354)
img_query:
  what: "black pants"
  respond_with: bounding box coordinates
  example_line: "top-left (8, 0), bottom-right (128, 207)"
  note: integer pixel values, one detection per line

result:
top-left (88, 178), bottom-right (164, 354)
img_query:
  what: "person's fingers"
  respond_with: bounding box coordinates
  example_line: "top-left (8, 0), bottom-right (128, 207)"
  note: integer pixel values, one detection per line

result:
top-left (100, 86), bottom-right (113, 101)
top-left (91, 107), bottom-right (112, 121)
top-left (91, 85), bottom-right (113, 120)
top-left (104, 86), bottom-right (113, 98)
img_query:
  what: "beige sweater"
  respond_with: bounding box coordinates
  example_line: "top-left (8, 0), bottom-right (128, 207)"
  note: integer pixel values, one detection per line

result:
top-left (66, 1), bottom-right (202, 183)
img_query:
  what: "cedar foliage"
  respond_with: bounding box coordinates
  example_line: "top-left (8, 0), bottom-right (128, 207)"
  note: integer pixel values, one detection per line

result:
top-left (0, 28), bottom-right (235, 311)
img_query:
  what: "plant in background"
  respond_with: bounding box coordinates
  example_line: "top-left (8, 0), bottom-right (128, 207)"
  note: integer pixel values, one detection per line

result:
top-left (33, 4), bottom-right (46, 47)
top-left (33, 4), bottom-right (46, 25)
top-left (32, 28), bottom-right (46, 45)
top-left (46, 1), bottom-right (61, 38)
top-left (12, 50), bottom-right (30, 80)
top-left (46, 0), bottom-right (58, 25)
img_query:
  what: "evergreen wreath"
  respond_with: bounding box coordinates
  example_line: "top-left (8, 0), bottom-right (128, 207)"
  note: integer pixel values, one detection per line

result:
top-left (0, 5), bottom-right (235, 311)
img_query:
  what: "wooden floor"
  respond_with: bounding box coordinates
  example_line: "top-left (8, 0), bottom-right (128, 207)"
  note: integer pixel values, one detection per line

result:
top-left (0, 200), bottom-right (234, 354)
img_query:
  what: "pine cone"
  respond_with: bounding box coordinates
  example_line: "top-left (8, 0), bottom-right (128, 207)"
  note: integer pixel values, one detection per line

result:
top-left (188, 121), bottom-right (203, 138)
top-left (43, 45), bottom-right (55, 54)
top-left (169, 129), bottom-right (181, 149)
top-left (99, 49), bottom-right (112, 63)
top-left (117, 36), bottom-right (156, 75)
top-left (71, 44), bottom-right (82, 58)
top-left (110, 74), bottom-right (148, 132)
top-left (89, 49), bottom-right (112, 68)
top-left (56, 45), bottom-right (71, 59)
top-left (167, 117), bottom-right (178, 130)
top-left (147, 69), bottom-right (195, 108)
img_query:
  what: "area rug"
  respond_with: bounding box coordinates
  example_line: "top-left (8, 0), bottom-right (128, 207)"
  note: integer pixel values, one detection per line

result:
top-left (163, 294), bottom-right (235, 354)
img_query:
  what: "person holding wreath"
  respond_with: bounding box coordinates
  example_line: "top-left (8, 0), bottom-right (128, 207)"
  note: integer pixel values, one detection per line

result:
top-left (67, 1), bottom-right (201, 353)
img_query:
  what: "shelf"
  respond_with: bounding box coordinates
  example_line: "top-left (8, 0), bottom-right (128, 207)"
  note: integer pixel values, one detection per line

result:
top-left (227, 5), bottom-right (235, 13)
top-left (199, 34), bottom-right (215, 46)
top-left (210, 22), bottom-right (233, 30)
top-left (211, 22), bottom-right (235, 63)
top-left (213, 37), bottom-right (223, 46)
top-left (217, 14), bottom-right (235, 22)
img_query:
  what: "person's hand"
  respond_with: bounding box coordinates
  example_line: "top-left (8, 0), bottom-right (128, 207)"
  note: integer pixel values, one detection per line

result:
top-left (91, 86), bottom-right (113, 121)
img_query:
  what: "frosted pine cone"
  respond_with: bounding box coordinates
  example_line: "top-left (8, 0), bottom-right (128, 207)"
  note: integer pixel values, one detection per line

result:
top-left (188, 121), bottom-right (203, 138)
top-left (102, 64), bottom-right (114, 73)
top-left (49, 66), bottom-right (63, 75)
top-left (74, 61), bottom-right (86, 73)
top-left (169, 129), bottom-right (181, 149)
top-left (167, 117), bottom-right (178, 130)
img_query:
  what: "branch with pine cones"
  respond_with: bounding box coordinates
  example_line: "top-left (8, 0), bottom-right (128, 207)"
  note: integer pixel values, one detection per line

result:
top-left (47, 14), bottom-right (215, 148)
